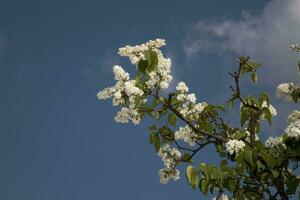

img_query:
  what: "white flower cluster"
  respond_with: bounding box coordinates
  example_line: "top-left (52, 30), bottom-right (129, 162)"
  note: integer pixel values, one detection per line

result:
top-left (145, 53), bottom-right (172, 90)
top-left (290, 43), bottom-right (300, 52)
top-left (175, 82), bottom-right (207, 119)
top-left (158, 144), bottom-right (181, 184)
top-left (265, 136), bottom-right (285, 148)
top-left (287, 110), bottom-right (300, 125)
top-left (97, 65), bottom-right (145, 125)
top-left (225, 139), bottom-right (245, 156)
top-left (118, 39), bottom-right (166, 65)
top-left (118, 39), bottom-right (172, 90)
top-left (175, 125), bottom-right (198, 146)
top-left (212, 194), bottom-right (229, 200)
top-left (285, 110), bottom-right (300, 139)
top-left (176, 81), bottom-right (189, 93)
top-left (276, 82), bottom-right (294, 101)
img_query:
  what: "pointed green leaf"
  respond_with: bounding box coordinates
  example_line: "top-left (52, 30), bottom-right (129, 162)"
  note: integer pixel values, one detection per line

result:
top-left (167, 113), bottom-right (177, 126)
top-left (251, 72), bottom-right (257, 83)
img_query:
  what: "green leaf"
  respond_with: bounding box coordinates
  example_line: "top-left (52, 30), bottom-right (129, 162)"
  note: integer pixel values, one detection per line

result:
top-left (227, 100), bottom-right (233, 109)
top-left (260, 93), bottom-right (270, 106)
top-left (262, 107), bottom-right (272, 125)
top-left (225, 179), bottom-right (236, 193)
top-left (286, 177), bottom-right (299, 195)
top-left (271, 170), bottom-right (279, 178)
top-left (298, 60), bottom-right (300, 72)
top-left (256, 160), bottom-right (265, 170)
top-left (167, 113), bottom-right (177, 126)
top-left (233, 131), bottom-right (247, 140)
top-left (149, 132), bottom-right (155, 144)
top-left (145, 51), bottom-right (158, 73)
top-left (251, 72), bottom-right (257, 83)
top-left (181, 153), bottom-right (192, 163)
top-left (148, 124), bottom-right (157, 131)
top-left (186, 166), bottom-right (194, 184)
top-left (244, 148), bottom-right (254, 167)
top-left (260, 151), bottom-right (277, 168)
top-left (153, 135), bottom-right (160, 153)
top-left (137, 59), bottom-right (148, 74)
top-left (200, 179), bottom-right (209, 195)
top-left (240, 108), bottom-right (249, 127)
top-left (216, 105), bottom-right (225, 112)
top-left (186, 166), bottom-right (199, 189)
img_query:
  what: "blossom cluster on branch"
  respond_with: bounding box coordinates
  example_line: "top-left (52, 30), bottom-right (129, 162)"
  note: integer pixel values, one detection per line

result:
top-left (98, 39), bottom-right (300, 200)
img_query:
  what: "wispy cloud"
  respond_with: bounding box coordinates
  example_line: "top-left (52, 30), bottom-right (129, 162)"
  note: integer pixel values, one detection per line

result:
top-left (183, 0), bottom-right (300, 84)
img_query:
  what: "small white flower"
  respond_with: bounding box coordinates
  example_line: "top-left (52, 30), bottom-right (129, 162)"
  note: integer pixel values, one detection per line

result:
top-left (175, 125), bottom-right (198, 146)
top-left (176, 81), bottom-right (189, 93)
top-left (287, 110), bottom-right (300, 125)
top-left (276, 82), bottom-right (294, 101)
top-left (285, 120), bottom-right (300, 139)
top-left (159, 168), bottom-right (180, 184)
top-left (176, 94), bottom-right (186, 101)
top-left (97, 87), bottom-right (115, 99)
top-left (159, 81), bottom-right (169, 89)
top-left (124, 80), bottom-right (144, 96)
top-left (114, 91), bottom-right (122, 99)
top-left (225, 139), bottom-right (245, 156)
top-left (113, 65), bottom-right (129, 81)
top-left (265, 136), bottom-right (285, 148)
top-left (186, 93), bottom-right (196, 104)
top-left (157, 144), bottom-right (181, 184)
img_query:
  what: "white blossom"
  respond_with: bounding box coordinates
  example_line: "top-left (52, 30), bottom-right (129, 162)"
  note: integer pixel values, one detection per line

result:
top-left (276, 82), bottom-right (294, 101)
top-left (113, 65), bottom-right (129, 81)
top-left (194, 102), bottom-right (207, 113)
top-left (158, 144), bottom-right (181, 168)
top-left (212, 194), bottom-right (229, 200)
top-left (175, 125), bottom-right (198, 146)
top-left (176, 94), bottom-right (186, 101)
top-left (265, 136), bottom-right (285, 148)
top-left (284, 110), bottom-right (300, 140)
top-left (114, 107), bottom-right (130, 123)
top-left (97, 63), bottom-right (146, 124)
top-left (186, 93), bottom-right (197, 104)
top-left (114, 107), bottom-right (141, 125)
top-left (118, 39), bottom-right (172, 90)
top-left (118, 39), bottom-right (166, 65)
top-left (97, 87), bottom-right (115, 100)
top-left (176, 81), bottom-right (189, 93)
top-left (159, 168), bottom-right (180, 184)
top-left (285, 120), bottom-right (300, 139)
top-left (124, 80), bottom-right (144, 96)
top-left (159, 81), bottom-right (169, 89)
top-left (157, 144), bottom-right (181, 184)
top-left (290, 43), bottom-right (300, 52)
top-left (225, 139), bottom-right (245, 156)
top-left (287, 110), bottom-right (300, 125)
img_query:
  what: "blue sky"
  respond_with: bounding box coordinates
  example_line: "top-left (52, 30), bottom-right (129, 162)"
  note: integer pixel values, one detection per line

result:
top-left (0, 0), bottom-right (299, 199)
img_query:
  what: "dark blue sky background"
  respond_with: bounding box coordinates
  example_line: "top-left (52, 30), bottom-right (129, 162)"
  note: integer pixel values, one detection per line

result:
top-left (1, 0), bottom-right (290, 199)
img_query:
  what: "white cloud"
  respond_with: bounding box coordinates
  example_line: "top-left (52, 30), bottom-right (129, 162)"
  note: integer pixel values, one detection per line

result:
top-left (183, 0), bottom-right (300, 84)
